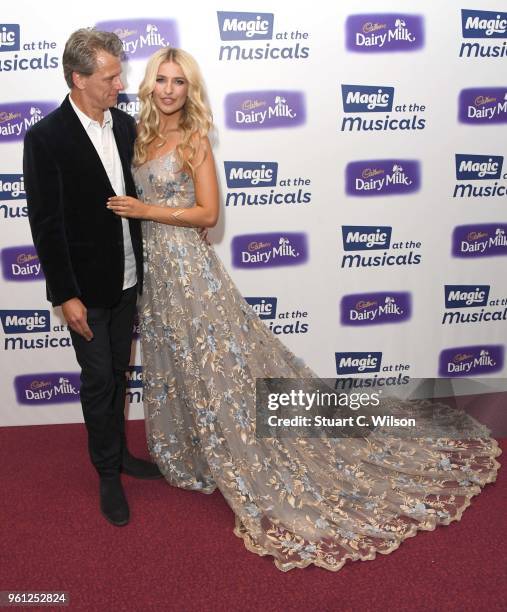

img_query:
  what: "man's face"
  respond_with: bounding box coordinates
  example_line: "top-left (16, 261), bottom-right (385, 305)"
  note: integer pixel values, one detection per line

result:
top-left (77, 50), bottom-right (124, 111)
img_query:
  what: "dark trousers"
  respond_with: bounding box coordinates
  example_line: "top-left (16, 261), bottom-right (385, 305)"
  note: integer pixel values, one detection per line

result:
top-left (70, 285), bottom-right (137, 477)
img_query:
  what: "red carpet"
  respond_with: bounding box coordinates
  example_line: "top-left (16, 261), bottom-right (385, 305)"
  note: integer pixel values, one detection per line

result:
top-left (1, 421), bottom-right (505, 612)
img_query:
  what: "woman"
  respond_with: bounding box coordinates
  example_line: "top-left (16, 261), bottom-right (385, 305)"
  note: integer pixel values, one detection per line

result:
top-left (107, 48), bottom-right (501, 572)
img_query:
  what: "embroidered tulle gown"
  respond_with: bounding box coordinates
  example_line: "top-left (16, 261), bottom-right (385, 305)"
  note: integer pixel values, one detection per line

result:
top-left (133, 150), bottom-right (501, 572)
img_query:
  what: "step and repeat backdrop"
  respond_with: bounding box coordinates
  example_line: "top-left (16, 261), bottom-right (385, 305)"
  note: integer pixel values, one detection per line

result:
top-left (1, 1), bottom-right (506, 425)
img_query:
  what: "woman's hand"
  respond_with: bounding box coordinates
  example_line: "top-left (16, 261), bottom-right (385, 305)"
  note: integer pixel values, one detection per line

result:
top-left (107, 196), bottom-right (151, 219)
top-left (199, 227), bottom-right (211, 245)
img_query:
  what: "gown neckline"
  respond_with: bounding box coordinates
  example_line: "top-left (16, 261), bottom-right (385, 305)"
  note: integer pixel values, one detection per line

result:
top-left (142, 148), bottom-right (177, 167)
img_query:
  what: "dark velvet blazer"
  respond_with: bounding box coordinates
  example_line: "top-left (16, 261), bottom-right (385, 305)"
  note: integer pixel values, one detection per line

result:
top-left (23, 95), bottom-right (143, 307)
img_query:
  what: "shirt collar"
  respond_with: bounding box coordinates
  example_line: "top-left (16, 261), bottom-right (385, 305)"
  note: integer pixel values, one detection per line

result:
top-left (69, 94), bottom-right (113, 129)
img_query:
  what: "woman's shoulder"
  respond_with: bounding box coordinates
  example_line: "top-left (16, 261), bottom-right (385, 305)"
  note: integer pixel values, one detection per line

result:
top-left (184, 132), bottom-right (212, 165)
top-left (189, 131), bottom-right (211, 149)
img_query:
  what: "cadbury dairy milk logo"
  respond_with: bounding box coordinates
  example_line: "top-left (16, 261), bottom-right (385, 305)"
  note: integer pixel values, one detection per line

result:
top-left (14, 372), bottom-right (81, 405)
top-left (346, 14), bottom-right (424, 52)
top-left (231, 233), bottom-right (308, 268)
top-left (217, 12), bottom-right (273, 40)
top-left (1, 245), bottom-right (42, 281)
top-left (0, 310), bottom-right (50, 334)
top-left (335, 352), bottom-right (382, 374)
top-left (126, 366), bottom-right (143, 389)
top-left (341, 85), bottom-right (394, 113)
top-left (0, 25), bottom-right (20, 51)
top-left (116, 93), bottom-right (139, 118)
top-left (245, 297), bottom-right (277, 319)
top-left (345, 159), bottom-right (420, 196)
top-left (224, 162), bottom-right (278, 188)
top-left (95, 20), bottom-right (179, 58)
top-left (0, 174), bottom-right (24, 200)
top-left (342, 226), bottom-right (391, 251)
top-left (225, 91), bottom-right (305, 129)
top-left (455, 154), bottom-right (503, 180)
top-left (438, 345), bottom-right (503, 376)
top-left (444, 285), bottom-right (490, 308)
top-left (462, 10), bottom-right (507, 38)
top-left (0, 102), bottom-right (56, 143)
top-left (452, 224), bottom-right (507, 257)
top-left (341, 292), bottom-right (411, 326)
top-left (458, 88), bottom-right (507, 124)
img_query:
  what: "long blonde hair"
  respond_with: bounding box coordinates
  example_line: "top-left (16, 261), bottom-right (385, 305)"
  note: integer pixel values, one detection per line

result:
top-left (134, 47), bottom-right (213, 176)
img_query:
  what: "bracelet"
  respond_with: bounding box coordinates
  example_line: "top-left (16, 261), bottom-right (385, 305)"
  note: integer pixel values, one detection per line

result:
top-left (171, 209), bottom-right (186, 219)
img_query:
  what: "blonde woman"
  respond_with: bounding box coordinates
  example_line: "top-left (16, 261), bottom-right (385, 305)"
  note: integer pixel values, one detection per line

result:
top-left (107, 48), bottom-right (500, 572)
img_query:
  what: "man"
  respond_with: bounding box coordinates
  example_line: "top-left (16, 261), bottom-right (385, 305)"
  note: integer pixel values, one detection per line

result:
top-left (23, 28), bottom-right (161, 527)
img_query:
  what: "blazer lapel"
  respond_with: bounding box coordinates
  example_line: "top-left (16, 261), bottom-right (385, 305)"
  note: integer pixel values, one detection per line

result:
top-left (112, 114), bottom-right (137, 197)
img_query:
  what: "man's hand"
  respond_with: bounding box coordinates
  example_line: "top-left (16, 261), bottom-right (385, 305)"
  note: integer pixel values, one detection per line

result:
top-left (62, 297), bottom-right (93, 341)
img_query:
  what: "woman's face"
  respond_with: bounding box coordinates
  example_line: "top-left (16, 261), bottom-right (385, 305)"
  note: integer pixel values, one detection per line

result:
top-left (152, 60), bottom-right (189, 118)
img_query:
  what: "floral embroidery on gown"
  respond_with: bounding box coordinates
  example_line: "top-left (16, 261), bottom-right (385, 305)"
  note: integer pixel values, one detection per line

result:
top-left (133, 150), bottom-right (501, 572)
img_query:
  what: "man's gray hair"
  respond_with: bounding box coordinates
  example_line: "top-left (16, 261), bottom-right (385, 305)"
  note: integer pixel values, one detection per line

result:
top-left (62, 28), bottom-right (125, 88)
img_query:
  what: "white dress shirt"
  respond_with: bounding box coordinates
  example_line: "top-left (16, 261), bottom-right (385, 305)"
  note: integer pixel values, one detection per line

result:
top-left (69, 95), bottom-right (137, 290)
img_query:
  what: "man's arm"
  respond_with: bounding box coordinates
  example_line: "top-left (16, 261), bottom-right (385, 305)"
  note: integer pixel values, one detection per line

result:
top-left (23, 129), bottom-right (93, 340)
top-left (23, 128), bottom-right (80, 306)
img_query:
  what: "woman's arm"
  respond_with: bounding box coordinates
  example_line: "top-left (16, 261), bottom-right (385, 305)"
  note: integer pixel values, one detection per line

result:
top-left (107, 137), bottom-right (219, 228)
